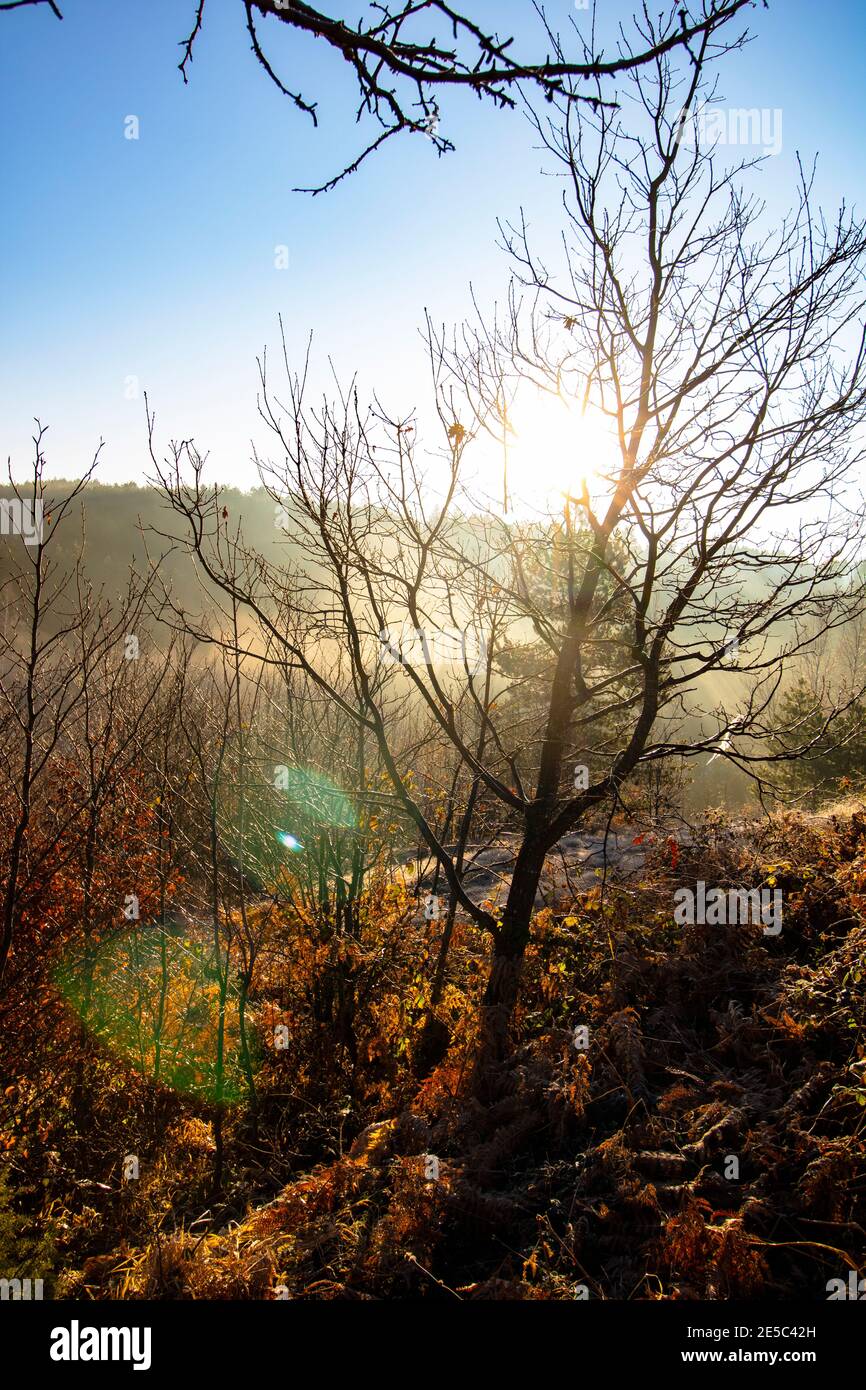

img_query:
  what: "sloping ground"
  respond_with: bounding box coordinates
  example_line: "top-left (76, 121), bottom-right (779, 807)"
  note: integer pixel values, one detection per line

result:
top-left (59, 808), bottom-right (866, 1300)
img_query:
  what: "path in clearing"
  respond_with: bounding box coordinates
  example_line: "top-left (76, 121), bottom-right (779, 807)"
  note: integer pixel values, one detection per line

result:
top-left (396, 827), bottom-right (660, 911)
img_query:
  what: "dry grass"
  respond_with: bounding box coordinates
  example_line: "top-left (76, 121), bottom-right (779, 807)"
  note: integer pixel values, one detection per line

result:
top-left (6, 806), bottom-right (866, 1301)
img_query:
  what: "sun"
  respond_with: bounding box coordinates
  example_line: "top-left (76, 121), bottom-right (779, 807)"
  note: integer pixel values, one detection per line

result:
top-left (478, 388), bottom-right (621, 517)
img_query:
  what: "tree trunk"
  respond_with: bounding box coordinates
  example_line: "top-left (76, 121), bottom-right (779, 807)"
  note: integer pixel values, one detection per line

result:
top-left (475, 834), bottom-right (547, 1078)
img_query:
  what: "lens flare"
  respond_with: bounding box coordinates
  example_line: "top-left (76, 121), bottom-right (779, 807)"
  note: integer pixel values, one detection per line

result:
top-left (56, 927), bottom-right (259, 1104)
top-left (275, 830), bottom-right (303, 851)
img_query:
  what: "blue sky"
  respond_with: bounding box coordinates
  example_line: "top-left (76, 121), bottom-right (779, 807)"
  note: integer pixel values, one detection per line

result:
top-left (1, 0), bottom-right (865, 487)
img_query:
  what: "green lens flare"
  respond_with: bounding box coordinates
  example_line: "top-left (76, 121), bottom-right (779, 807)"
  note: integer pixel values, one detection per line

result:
top-left (275, 766), bottom-right (356, 830)
top-left (275, 830), bottom-right (303, 851)
top-left (56, 927), bottom-right (259, 1104)
top-left (216, 749), bottom-right (357, 891)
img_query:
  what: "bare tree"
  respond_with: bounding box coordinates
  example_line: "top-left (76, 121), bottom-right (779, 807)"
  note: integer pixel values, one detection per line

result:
top-left (3, 0), bottom-right (757, 192)
top-left (0, 429), bottom-right (102, 985)
top-left (148, 11), bottom-right (866, 1072)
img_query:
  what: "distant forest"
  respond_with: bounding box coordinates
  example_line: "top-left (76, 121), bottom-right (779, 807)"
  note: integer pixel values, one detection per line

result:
top-left (0, 481), bottom-right (297, 618)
